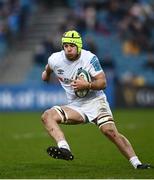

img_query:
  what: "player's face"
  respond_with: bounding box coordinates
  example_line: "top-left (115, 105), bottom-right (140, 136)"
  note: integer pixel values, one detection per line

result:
top-left (63, 43), bottom-right (79, 61)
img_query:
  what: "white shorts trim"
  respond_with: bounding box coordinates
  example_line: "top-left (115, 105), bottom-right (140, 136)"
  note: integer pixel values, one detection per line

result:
top-left (52, 105), bottom-right (68, 123)
top-left (99, 121), bottom-right (114, 128)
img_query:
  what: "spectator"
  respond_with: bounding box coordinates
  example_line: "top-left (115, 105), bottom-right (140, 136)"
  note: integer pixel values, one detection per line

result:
top-left (144, 51), bottom-right (154, 70)
top-left (84, 5), bottom-right (96, 30)
top-left (42, 35), bottom-right (56, 58)
top-left (33, 36), bottom-right (57, 66)
top-left (101, 54), bottom-right (115, 71)
top-left (120, 72), bottom-right (145, 87)
top-left (122, 37), bottom-right (140, 56)
top-left (84, 35), bottom-right (97, 54)
top-left (33, 44), bottom-right (46, 66)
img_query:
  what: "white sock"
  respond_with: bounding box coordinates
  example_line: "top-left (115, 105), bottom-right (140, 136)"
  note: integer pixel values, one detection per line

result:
top-left (57, 140), bottom-right (70, 151)
top-left (129, 156), bottom-right (142, 169)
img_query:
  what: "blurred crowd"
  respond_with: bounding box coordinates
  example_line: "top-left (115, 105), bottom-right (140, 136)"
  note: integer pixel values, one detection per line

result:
top-left (0, 0), bottom-right (39, 57)
top-left (33, 0), bottom-right (154, 87)
top-left (63, 0), bottom-right (154, 52)
top-left (1, 0), bottom-right (154, 87)
top-left (59, 0), bottom-right (154, 87)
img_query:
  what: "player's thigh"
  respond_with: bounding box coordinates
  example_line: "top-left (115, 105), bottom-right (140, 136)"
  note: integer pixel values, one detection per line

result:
top-left (61, 106), bottom-right (85, 124)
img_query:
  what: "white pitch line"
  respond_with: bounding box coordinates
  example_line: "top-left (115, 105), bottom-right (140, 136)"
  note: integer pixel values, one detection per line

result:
top-left (12, 132), bottom-right (48, 140)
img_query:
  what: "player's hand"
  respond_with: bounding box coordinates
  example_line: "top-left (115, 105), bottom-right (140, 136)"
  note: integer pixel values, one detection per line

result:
top-left (71, 76), bottom-right (89, 91)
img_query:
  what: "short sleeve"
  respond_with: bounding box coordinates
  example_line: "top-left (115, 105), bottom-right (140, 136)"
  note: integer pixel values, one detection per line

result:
top-left (89, 55), bottom-right (103, 77)
top-left (48, 54), bottom-right (54, 71)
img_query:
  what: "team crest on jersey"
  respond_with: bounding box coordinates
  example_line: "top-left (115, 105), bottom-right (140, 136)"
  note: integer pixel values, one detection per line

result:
top-left (57, 69), bottom-right (64, 75)
top-left (78, 67), bottom-right (82, 71)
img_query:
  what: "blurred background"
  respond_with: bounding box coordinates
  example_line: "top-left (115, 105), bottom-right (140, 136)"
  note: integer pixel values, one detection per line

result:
top-left (0, 0), bottom-right (154, 111)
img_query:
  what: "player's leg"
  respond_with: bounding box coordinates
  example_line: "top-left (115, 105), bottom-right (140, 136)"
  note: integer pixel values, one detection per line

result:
top-left (100, 122), bottom-right (137, 158)
top-left (41, 105), bottom-right (85, 160)
top-left (41, 106), bottom-right (85, 143)
top-left (94, 97), bottom-right (152, 169)
top-left (99, 120), bottom-right (152, 169)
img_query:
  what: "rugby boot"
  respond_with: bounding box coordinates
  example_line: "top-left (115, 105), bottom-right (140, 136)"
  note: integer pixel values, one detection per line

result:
top-left (137, 164), bottom-right (153, 169)
top-left (47, 146), bottom-right (74, 161)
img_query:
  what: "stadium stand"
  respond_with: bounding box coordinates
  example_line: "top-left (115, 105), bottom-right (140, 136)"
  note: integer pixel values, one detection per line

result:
top-left (62, 0), bottom-right (154, 87)
top-left (0, 0), bottom-right (68, 84)
top-left (0, 0), bottom-right (154, 87)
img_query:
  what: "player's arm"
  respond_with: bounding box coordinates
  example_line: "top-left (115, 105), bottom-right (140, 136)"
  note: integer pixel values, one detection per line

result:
top-left (42, 64), bottom-right (53, 82)
top-left (71, 71), bottom-right (106, 91)
top-left (88, 71), bottom-right (107, 90)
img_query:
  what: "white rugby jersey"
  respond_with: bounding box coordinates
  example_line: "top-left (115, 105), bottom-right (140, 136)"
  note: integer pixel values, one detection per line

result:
top-left (48, 49), bottom-right (106, 104)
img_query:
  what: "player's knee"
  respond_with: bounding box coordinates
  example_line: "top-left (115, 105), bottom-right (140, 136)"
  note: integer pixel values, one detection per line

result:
top-left (102, 127), bottom-right (117, 140)
top-left (41, 109), bottom-right (57, 124)
top-left (41, 110), bottom-right (49, 124)
top-left (41, 108), bottom-right (60, 124)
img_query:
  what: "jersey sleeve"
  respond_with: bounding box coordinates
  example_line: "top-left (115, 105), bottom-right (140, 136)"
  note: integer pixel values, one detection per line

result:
top-left (88, 55), bottom-right (103, 77)
top-left (48, 54), bottom-right (55, 71)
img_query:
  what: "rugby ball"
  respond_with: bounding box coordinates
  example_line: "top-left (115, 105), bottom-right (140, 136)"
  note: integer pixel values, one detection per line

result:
top-left (74, 69), bottom-right (91, 98)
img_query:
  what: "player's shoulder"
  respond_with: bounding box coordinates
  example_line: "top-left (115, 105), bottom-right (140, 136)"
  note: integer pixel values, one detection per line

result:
top-left (81, 49), bottom-right (97, 64)
top-left (48, 50), bottom-right (63, 61)
top-left (81, 49), bottom-right (103, 73)
top-left (81, 49), bottom-right (95, 58)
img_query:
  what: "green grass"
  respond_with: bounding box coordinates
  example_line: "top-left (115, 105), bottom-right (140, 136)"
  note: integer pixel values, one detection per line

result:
top-left (0, 109), bottom-right (154, 178)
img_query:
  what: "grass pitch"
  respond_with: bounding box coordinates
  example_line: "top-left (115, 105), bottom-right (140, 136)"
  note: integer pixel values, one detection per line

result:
top-left (0, 109), bottom-right (154, 179)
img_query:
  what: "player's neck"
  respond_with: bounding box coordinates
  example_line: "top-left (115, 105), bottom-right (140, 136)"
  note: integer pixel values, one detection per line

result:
top-left (66, 53), bottom-right (81, 61)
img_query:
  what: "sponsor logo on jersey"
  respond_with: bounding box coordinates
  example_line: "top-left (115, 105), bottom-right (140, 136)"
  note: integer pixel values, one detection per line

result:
top-left (58, 77), bottom-right (72, 84)
top-left (57, 69), bottom-right (64, 75)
